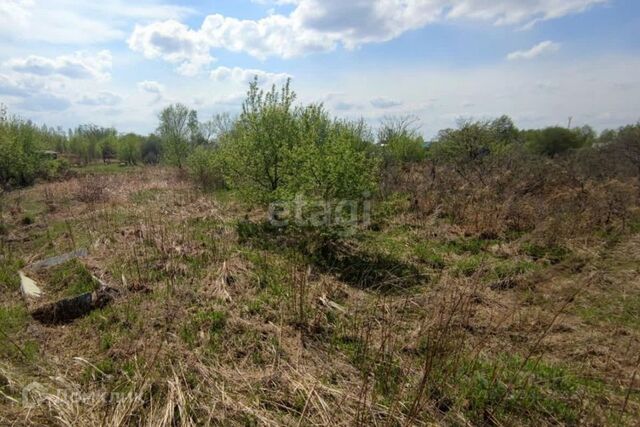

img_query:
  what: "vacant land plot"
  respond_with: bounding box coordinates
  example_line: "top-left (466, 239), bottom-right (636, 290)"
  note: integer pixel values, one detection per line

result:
top-left (0, 166), bottom-right (638, 426)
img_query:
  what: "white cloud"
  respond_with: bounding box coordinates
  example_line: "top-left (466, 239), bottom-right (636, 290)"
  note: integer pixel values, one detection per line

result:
top-left (0, 74), bottom-right (29, 97)
top-left (302, 54), bottom-right (640, 136)
top-left (446, 0), bottom-right (605, 27)
top-left (507, 41), bottom-right (561, 60)
top-left (128, 20), bottom-right (214, 76)
top-left (6, 51), bottom-right (112, 80)
top-left (210, 66), bottom-right (291, 85)
top-left (138, 80), bottom-right (165, 94)
top-left (129, 0), bottom-right (605, 67)
top-left (0, 0), bottom-right (193, 45)
top-left (371, 97), bottom-right (403, 109)
top-left (137, 80), bottom-right (166, 103)
top-left (78, 91), bottom-right (122, 106)
top-left (0, 73), bottom-right (73, 112)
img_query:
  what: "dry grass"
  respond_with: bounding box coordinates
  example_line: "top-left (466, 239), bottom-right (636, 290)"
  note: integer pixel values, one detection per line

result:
top-left (0, 166), bottom-right (639, 426)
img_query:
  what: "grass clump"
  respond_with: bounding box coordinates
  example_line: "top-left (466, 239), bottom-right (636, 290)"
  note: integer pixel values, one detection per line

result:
top-left (452, 255), bottom-right (486, 277)
top-left (414, 243), bottom-right (446, 269)
top-left (47, 259), bottom-right (100, 297)
top-left (453, 354), bottom-right (608, 425)
top-left (446, 237), bottom-right (493, 255)
top-left (0, 304), bottom-right (29, 335)
top-left (521, 243), bottom-right (570, 264)
top-left (0, 255), bottom-right (23, 291)
top-left (490, 259), bottom-right (539, 280)
top-left (181, 309), bottom-right (228, 350)
top-left (576, 293), bottom-right (640, 329)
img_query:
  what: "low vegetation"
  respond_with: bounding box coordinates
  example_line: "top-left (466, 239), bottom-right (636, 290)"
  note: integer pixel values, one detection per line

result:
top-left (0, 80), bottom-right (639, 426)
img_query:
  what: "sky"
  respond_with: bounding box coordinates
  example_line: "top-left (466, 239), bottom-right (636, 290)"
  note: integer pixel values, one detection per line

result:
top-left (1, 0), bottom-right (639, 137)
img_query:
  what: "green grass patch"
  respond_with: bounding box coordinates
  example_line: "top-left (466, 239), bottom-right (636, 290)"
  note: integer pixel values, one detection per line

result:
top-left (451, 354), bottom-right (610, 425)
top-left (82, 358), bottom-right (116, 383)
top-left (0, 255), bottom-right (23, 291)
top-left (0, 304), bottom-right (29, 336)
top-left (414, 243), bottom-right (446, 269)
top-left (73, 163), bottom-right (140, 175)
top-left (446, 237), bottom-right (495, 255)
top-left (576, 293), bottom-right (640, 330)
top-left (489, 259), bottom-right (539, 281)
top-left (521, 243), bottom-right (570, 264)
top-left (47, 259), bottom-right (100, 297)
top-left (129, 188), bottom-right (167, 204)
top-left (0, 304), bottom-right (32, 359)
top-left (180, 309), bottom-right (228, 350)
top-left (452, 255), bottom-right (486, 277)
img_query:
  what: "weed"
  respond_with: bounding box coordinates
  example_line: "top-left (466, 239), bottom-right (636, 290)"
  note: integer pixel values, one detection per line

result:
top-left (453, 255), bottom-right (485, 277)
top-left (490, 259), bottom-right (539, 280)
top-left (446, 237), bottom-right (492, 255)
top-left (47, 260), bottom-right (100, 297)
top-left (457, 355), bottom-right (601, 425)
top-left (414, 243), bottom-right (446, 269)
top-left (0, 255), bottom-right (23, 291)
top-left (522, 243), bottom-right (570, 264)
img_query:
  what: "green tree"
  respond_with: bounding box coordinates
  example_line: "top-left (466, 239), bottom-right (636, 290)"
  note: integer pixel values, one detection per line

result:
top-left (220, 77), bottom-right (298, 199)
top-left (217, 78), bottom-right (379, 206)
top-left (100, 134), bottom-right (118, 163)
top-left (525, 127), bottom-right (586, 156)
top-left (118, 133), bottom-right (142, 165)
top-left (142, 134), bottom-right (162, 165)
top-left (378, 116), bottom-right (426, 164)
top-left (158, 104), bottom-right (197, 168)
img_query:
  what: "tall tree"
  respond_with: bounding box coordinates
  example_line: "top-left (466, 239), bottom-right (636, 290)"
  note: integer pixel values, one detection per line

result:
top-left (157, 104), bottom-right (196, 168)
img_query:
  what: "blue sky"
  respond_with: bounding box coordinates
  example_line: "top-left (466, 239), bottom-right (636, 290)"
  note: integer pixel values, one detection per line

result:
top-left (1, 0), bottom-right (639, 137)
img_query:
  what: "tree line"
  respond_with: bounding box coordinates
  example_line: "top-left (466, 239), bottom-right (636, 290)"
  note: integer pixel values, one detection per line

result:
top-left (1, 79), bottom-right (639, 210)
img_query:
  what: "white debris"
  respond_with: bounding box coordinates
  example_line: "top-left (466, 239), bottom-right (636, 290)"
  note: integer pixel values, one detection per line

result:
top-left (19, 271), bottom-right (43, 299)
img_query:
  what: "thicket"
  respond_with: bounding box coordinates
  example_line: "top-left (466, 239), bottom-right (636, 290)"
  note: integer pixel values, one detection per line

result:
top-left (0, 109), bottom-right (68, 189)
top-left (2, 80), bottom-right (640, 242)
top-left (386, 118), bottom-right (640, 243)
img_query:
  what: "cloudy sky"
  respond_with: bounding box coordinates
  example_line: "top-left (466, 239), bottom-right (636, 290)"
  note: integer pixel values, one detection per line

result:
top-left (1, 0), bottom-right (639, 136)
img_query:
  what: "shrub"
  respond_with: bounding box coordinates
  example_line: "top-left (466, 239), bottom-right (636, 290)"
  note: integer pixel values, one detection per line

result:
top-left (378, 116), bottom-right (426, 164)
top-left (525, 127), bottom-right (587, 157)
top-left (142, 135), bottom-right (162, 165)
top-left (118, 133), bottom-right (142, 165)
top-left (186, 146), bottom-right (225, 190)
top-left (158, 104), bottom-right (200, 168)
top-left (218, 78), bottom-right (379, 207)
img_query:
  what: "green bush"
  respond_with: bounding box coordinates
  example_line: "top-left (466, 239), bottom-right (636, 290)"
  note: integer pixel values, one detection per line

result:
top-left (0, 127), bottom-right (39, 188)
top-left (0, 116), bottom-right (68, 188)
top-left (378, 116), bottom-right (426, 164)
top-left (187, 146), bottom-right (225, 190)
top-left (525, 127), bottom-right (588, 156)
top-left (218, 78), bottom-right (379, 206)
top-left (118, 133), bottom-right (143, 165)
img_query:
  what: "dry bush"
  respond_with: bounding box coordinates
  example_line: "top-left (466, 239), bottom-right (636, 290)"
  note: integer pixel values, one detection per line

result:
top-left (383, 145), bottom-right (640, 241)
top-left (75, 175), bottom-right (107, 204)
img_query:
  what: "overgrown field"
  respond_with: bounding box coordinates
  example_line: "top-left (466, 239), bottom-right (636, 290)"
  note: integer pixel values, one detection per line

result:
top-left (1, 165), bottom-right (639, 426)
